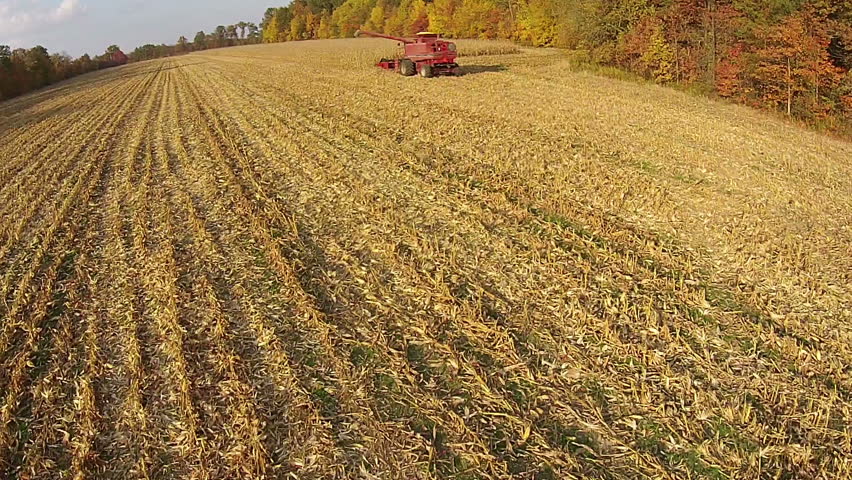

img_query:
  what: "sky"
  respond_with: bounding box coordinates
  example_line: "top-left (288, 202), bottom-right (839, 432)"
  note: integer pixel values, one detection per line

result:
top-left (0, 0), bottom-right (276, 57)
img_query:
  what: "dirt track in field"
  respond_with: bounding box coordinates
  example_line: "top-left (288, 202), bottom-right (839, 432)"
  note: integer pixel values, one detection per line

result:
top-left (1, 39), bottom-right (851, 479)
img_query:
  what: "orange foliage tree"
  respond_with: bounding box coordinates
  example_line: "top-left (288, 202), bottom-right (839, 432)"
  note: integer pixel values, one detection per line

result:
top-left (753, 10), bottom-right (845, 118)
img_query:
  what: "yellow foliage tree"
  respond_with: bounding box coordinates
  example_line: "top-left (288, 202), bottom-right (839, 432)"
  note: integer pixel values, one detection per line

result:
top-left (305, 11), bottom-right (317, 39)
top-left (290, 15), bottom-right (307, 40)
top-left (318, 11), bottom-right (333, 38)
top-left (332, 0), bottom-right (377, 38)
top-left (427, 0), bottom-right (459, 35)
top-left (263, 15), bottom-right (280, 43)
top-left (641, 25), bottom-right (675, 83)
top-left (453, 0), bottom-right (504, 39)
top-left (384, 0), bottom-right (413, 36)
top-left (364, 0), bottom-right (387, 32)
top-left (407, 0), bottom-right (430, 35)
top-left (516, 0), bottom-right (557, 46)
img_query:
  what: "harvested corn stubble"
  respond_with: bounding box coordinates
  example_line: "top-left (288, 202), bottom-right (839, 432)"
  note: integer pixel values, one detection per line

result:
top-left (0, 39), bottom-right (850, 479)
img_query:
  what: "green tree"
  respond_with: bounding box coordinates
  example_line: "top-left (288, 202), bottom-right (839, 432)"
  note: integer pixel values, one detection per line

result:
top-left (226, 25), bottom-right (239, 42)
top-left (0, 45), bottom-right (13, 100)
top-left (0, 45), bottom-right (11, 68)
top-left (194, 31), bottom-right (207, 49)
top-left (214, 25), bottom-right (227, 47)
top-left (25, 46), bottom-right (53, 88)
top-left (307, 0), bottom-right (347, 11)
top-left (247, 23), bottom-right (261, 41)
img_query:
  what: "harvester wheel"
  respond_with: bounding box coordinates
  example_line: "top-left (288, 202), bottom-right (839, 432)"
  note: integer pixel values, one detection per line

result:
top-left (419, 64), bottom-right (434, 78)
top-left (400, 59), bottom-right (416, 77)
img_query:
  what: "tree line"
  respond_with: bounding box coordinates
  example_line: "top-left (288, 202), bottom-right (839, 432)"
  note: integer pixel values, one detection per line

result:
top-left (0, 21), bottom-right (259, 101)
top-left (0, 44), bottom-right (127, 101)
top-left (261, 0), bottom-right (852, 135)
top-left (129, 22), bottom-right (261, 62)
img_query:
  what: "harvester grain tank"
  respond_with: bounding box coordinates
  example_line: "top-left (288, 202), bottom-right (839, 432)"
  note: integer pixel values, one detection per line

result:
top-left (355, 30), bottom-right (460, 77)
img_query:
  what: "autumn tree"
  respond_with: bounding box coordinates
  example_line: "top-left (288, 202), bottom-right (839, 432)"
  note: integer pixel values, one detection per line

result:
top-left (427, 0), bottom-right (459, 35)
top-left (642, 24), bottom-right (676, 82)
top-left (332, 0), bottom-right (376, 37)
top-left (364, 0), bottom-right (388, 32)
top-left (263, 14), bottom-right (281, 43)
top-left (407, 0), bottom-right (430, 34)
top-left (753, 9), bottom-right (845, 117)
top-left (0, 44), bottom-right (104, 100)
top-left (440, 0), bottom-right (505, 39)
top-left (318, 12), bottom-right (333, 38)
top-left (291, 14), bottom-right (308, 40)
top-left (516, 0), bottom-right (559, 46)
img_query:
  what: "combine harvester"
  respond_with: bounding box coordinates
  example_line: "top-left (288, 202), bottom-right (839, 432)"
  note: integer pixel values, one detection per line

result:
top-left (355, 30), bottom-right (460, 77)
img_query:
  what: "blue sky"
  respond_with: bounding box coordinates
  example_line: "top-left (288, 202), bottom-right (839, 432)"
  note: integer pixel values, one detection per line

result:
top-left (0, 0), bottom-right (276, 57)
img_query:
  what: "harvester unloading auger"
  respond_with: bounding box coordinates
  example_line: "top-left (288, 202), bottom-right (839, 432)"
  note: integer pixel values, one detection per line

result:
top-left (355, 30), bottom-right (460, 77)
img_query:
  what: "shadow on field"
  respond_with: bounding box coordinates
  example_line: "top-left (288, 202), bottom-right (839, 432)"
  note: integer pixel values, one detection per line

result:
top-left (458, 65), bottom-right (507, 76)
top-left (0, 101), bottom-right (84, 134)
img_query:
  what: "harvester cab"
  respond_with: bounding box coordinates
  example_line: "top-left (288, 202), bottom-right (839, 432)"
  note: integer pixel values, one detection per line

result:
top-left (355, 30), bottom-right (460, 77)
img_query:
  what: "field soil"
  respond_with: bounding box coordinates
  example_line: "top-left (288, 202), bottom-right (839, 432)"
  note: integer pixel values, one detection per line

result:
top-left (1, 39), bottom-right (851, 479)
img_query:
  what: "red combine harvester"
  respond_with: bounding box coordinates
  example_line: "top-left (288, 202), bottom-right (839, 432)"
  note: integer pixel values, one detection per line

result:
top-left (355, 30), bottom-right (460, 77)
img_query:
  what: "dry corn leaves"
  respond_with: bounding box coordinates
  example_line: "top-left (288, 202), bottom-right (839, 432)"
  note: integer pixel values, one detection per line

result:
top-left (0, 39), bottom-right (850, 479)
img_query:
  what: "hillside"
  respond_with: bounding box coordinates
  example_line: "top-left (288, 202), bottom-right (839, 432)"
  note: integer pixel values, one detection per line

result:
top-left (0, 40), bottom-right (850, 479)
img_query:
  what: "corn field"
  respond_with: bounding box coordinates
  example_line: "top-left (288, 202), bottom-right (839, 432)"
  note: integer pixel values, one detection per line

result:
top-left (0, 39), bottom-right (851, 479)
